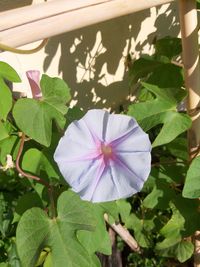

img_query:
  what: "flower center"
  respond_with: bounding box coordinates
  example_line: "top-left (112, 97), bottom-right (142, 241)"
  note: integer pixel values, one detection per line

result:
top-left (101, 144), bottom-right (113, 159)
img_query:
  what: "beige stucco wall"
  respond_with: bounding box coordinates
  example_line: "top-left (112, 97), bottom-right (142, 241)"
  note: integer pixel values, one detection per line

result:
top-left (0, 0), bottom-right (179, 111)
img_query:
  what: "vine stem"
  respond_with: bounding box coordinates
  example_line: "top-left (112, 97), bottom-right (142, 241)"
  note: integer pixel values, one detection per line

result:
top-left (178, 1), bottom-right (200, 266)
top-left (0, 38), bottom-right (48, 54)
top-left (104, 214), bottom-right (141, 253)
top-left (16, 133), bottom-right (56, 218)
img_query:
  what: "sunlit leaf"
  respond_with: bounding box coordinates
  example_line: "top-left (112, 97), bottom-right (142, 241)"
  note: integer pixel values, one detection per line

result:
top-left (13, 75), bottom-right (71, 146)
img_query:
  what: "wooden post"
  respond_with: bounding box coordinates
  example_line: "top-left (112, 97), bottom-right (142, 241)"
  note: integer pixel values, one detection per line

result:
top-left (179, 0), bottom-right (200, 266)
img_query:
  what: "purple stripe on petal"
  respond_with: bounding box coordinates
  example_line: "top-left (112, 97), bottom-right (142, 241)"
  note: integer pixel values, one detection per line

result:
top-left (87, 159), bottom-right (106, 201)
top-left (56, 150), bottom-right (101, 163)
top-left (110, 126), bottom-right (138, 147)
top-left (71, 158), bottom-right (100, 190)
top-left (114, 155), bottom-right (145, 184)
top-left (83, 119), bottom-right (102, 145)
top-left (115, 150), bottom-right (150, 154)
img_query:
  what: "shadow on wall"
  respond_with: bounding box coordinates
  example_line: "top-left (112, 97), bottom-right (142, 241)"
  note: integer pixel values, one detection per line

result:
top-left (43, 3), bottom-right (178, 112)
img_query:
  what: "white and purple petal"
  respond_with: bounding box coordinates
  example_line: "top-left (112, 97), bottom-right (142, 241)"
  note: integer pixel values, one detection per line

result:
top-left (54, 109), bottom-right (152, 203)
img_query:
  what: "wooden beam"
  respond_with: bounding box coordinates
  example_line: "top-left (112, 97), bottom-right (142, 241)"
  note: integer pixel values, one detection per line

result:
top-left (179, 0), bottom-right (200, 158)
top-left (0, 0), bottom-right (174, 48)
top-left (178, 1), bottom-right (200, 266)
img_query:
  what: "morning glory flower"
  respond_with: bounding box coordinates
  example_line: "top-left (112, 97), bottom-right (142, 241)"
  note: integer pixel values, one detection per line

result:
top-left (26, 70), bottom-right (42, 99)
top-left (54, 109), bottom-right (151, 203)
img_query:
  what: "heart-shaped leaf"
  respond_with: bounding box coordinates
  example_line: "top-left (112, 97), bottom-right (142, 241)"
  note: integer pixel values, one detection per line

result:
top-left (16, 191), bottom-right (97, 267)
top-left (13, 74), bottom-right (71, 146)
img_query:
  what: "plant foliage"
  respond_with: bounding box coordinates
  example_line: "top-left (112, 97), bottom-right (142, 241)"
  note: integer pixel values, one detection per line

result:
top-left (0, 36), bottom-right (199, 267)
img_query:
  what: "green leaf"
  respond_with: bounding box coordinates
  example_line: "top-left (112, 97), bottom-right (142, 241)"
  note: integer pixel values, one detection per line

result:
top-left (0, 79), bottom-right (12, 121)
top-left (155, 37), bottom-right (182, 60)
top-left (13, 192), bottom-right (44, 223)
top-left (0, 62), bottom-right (21, 120)
top-left (183, 156), bottom-right (200, 198)
top-left (156, 240), bottom-right (194, 263)
top-left (155, 205), bottom-right (184, 257)
top-left (152, 112), bottom-right (191, 147)
top-left (0, 135), bottom-right (19, 165)
top-left (22, 148), bottom-right (60, 182)
top-left (143, 180), bottom-right (175, 209)
top-left (128, 83), bottom-right (185, 124)
top-left (0, 62), bottom-right (21, 82)
top-left (166, 137), bottom-right (188, 161)
top-left (156, 196), bottom-right (200, 255)
top-left (16, 190), bottom-right (97, 267)
top-left (7, 240), bottom-right (21, 267)
top-left (147, 64), bottom-right (183, 88)
top-left (65, 107), bottom-right (84, 127)
top-left (78, 205), bottom-right (111, 255)
top-left (175, 241), bottom-right (194, 263)
top-left (13, 74), bottom-right (71, 146)
top-left (44, 252), bottom-right (53, 267)
top-left (99, 201), bottom-right (119, 223)
top-left (125, 214), bottom-right (150, 248)
top-left (116, 199), bottom-right (131, 224)
top-left (0, 192), bottom-right (14, 237)
top-left (173, 196), bottom-right (200, 236)
top-left (0, 121), bottom-right (9, 141)
top-left (129, 56), bottom-right (162, 84)
top-left (144, 165), bottom-right (186, 191)
top-left (128, 83), bottom-right (190, 146)
top-left (159, 204), bottom-right (184, 242)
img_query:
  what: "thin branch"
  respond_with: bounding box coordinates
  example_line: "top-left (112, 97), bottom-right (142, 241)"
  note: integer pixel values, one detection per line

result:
top-left (104, 213), bottom-right (141, 253)
top-left (16, 132), bottom-right (56, 218)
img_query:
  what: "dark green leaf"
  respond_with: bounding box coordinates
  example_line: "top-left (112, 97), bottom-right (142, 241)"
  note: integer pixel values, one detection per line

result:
top-left (147, 64), bottom-right (183, 88)
top-left (129, 57), bottom-right (162, 84)
top-left (13, 192), bottom-right (44, 223)
top-left (155, 37), bottom-right (182, 60)
top-left (166, 137), bottom-right (188, 161)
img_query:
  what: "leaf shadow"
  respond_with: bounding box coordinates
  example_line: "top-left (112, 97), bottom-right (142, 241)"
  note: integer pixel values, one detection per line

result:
top-left (43, 2), bottom-right (180, 112)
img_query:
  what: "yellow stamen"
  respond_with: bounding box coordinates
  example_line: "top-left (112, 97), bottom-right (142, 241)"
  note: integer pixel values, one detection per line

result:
top-left (101, 145), bottom-right (112, 157)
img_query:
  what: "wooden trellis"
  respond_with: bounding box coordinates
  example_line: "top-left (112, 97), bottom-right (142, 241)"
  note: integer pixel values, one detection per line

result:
top-left (0, 0), bottom-right (174, 47)
top-left (1, 0), bottom-right (200, 265)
